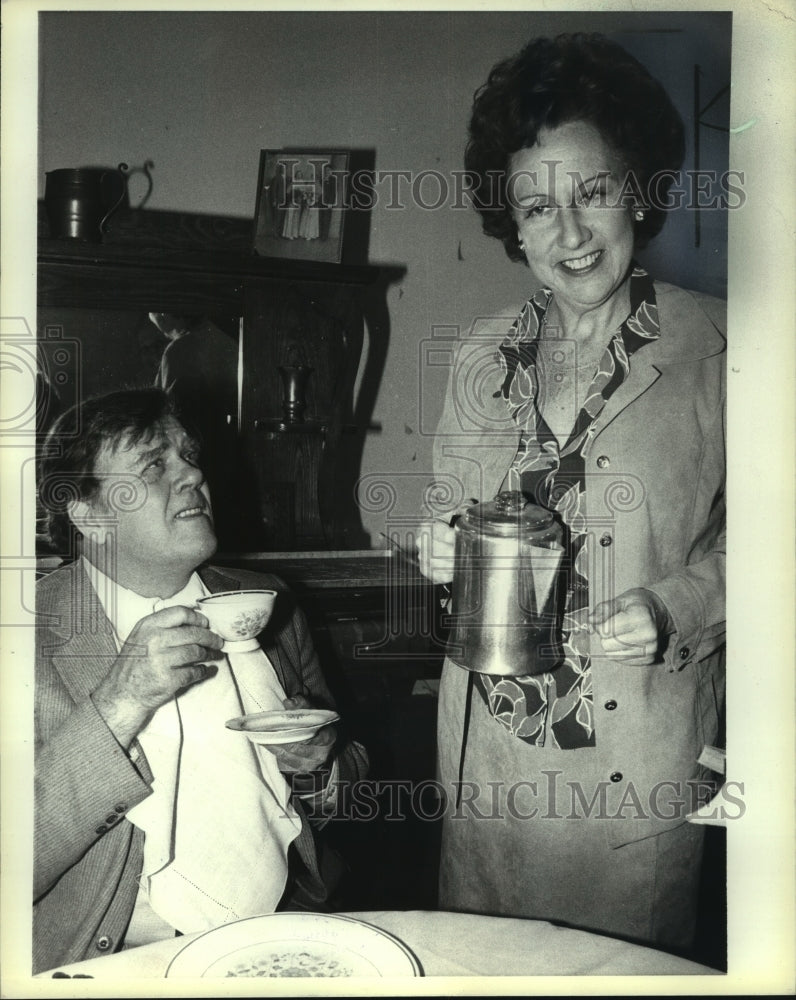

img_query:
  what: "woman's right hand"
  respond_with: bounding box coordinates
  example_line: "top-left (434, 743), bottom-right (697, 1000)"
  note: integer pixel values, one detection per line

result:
top-left (416, 518), bottom-right (457, 584)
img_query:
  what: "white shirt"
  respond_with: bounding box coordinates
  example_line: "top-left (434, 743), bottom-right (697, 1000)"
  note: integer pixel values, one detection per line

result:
top-left (82, 558), bottom-right (303, 941)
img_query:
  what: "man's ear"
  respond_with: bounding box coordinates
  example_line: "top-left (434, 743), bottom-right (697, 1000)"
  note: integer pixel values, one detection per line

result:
top-left (66, 498), bottom-right (97, 534)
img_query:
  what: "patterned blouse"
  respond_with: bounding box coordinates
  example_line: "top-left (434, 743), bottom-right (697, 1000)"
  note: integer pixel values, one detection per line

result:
top-left (474, 266), bottom-right (661, 750)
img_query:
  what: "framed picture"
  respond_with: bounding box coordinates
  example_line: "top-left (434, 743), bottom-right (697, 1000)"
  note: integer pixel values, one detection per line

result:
top-left (253, 149), bottom-right (350, 264)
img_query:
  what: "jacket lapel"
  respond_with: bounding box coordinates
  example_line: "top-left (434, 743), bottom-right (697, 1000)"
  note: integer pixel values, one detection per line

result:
top-left (588, 288), bottom-right (725, 442)
top-left (48, 562), bottom-right (118, 703)
top-left (198, 565), bottom-right (242, 595)
top-left (588, 356), bottom-right (662, 443)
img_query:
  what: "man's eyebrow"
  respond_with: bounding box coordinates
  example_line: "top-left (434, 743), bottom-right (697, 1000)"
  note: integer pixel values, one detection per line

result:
top-left (129, 441), bottom-right (166, 469)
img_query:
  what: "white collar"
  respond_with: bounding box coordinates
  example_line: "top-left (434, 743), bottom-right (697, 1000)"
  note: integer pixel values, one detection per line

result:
top-left (81, 556), bottom-right (208, 645)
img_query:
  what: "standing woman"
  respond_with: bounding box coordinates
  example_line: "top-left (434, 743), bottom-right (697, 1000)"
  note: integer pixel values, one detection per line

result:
top-left (418, 33), bottom-right (726, 952)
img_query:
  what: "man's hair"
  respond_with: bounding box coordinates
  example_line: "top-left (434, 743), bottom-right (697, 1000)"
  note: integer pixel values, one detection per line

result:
top-left (464, 32), bottom-right (686, 262)
top-left (38, 387), bottom-right (183, 554)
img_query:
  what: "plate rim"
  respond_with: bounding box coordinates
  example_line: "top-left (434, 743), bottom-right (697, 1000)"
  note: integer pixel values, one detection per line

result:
top-left (164, 911), bottom-right (424, 978)
top-left (225, 708), bottom-right (340, 732)
top-left (236, 723), bottom-right (328, 745)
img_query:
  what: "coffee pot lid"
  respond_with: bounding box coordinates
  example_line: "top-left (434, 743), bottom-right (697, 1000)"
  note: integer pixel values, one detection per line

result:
top-left (460, 490), bottom-right (554, 537)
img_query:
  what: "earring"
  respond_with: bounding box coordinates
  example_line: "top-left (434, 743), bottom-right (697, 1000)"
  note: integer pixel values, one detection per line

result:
top-left (634, 209), bottom-right (645, 222)
top-left (518, 241), bottom-right (526, 251)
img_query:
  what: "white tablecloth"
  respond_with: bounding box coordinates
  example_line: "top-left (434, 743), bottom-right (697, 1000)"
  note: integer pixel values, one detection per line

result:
top-left (33, 909), bottom-right (718, 981)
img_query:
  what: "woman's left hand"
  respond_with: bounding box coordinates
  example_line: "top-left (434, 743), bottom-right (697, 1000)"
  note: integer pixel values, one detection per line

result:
top-left (268, 693), bottom-right (337, 775)
top-left (590, 588), bottom-right (672, 666)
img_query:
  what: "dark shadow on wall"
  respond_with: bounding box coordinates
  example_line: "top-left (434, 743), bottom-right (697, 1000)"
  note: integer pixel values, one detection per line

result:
top-left (329, 263), bottom-right (406, 550)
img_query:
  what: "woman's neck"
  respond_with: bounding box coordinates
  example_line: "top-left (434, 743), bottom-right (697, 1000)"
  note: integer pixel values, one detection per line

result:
top-left (545, 280), bottom-right (632, 350)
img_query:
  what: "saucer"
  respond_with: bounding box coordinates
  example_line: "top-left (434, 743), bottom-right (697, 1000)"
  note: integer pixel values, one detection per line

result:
top-left (225, 708), bottom-right (340, 745)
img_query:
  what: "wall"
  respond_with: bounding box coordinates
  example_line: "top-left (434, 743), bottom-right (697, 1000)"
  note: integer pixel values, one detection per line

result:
top-left (39, 9), bottom-right (731, 546)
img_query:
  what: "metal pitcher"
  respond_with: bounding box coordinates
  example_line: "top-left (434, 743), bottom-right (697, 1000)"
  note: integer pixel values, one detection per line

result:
top-left (44, 164), bottom-right (128, 242)
top-left (448, 491), bottom-right (565, 676)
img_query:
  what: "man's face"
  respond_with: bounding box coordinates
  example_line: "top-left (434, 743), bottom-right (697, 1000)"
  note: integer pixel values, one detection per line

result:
top-left (84, 416), bottom-right (217, 596)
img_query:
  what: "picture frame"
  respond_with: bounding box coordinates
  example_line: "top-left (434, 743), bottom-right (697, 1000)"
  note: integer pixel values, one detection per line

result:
top-left (253, 148), bottom-right (350, 264)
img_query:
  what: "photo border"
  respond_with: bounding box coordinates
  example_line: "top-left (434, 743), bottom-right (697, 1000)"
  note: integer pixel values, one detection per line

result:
top-left (253, 147), bottom-right (350, 264)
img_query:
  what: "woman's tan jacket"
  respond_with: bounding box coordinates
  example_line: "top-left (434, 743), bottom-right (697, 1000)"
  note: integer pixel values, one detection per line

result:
top-left (431, 280), bottom-right (726, 848)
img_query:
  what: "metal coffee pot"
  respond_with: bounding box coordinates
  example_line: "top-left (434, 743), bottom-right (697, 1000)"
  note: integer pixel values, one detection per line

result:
top-left (448, 491), bottom-right (565, 676)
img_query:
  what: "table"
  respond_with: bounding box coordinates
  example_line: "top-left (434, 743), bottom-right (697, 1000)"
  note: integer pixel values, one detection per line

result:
top-left (35, 910), bottom-right (718, 980)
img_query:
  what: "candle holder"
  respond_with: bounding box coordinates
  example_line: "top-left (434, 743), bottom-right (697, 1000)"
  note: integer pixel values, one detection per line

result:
top-left (278, 365), bottom-right (312, 424)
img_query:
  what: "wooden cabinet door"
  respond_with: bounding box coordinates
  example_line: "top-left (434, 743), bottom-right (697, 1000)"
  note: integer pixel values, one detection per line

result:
top-left (241, 278), bottom-right (365, 549)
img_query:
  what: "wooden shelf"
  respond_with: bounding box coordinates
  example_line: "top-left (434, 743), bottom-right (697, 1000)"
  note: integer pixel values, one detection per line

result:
top-left (38, 237), bottom-right (378, 283)
top-left (37, 206), bottom-right (379, 313)
top-left (38, 241), bottom-right (377, 314)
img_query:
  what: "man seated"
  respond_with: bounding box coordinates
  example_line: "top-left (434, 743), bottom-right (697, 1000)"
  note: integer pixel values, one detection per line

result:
top-left (34, 387), bottom-right (368, 973)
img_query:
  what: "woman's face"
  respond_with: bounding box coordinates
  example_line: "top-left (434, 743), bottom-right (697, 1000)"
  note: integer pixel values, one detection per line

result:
top-left (508, 120), bottom-right (636, 315)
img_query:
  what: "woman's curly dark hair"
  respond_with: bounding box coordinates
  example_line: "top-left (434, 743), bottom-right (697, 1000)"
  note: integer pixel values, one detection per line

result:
top-left (465, 33), bottom-right (685, 262)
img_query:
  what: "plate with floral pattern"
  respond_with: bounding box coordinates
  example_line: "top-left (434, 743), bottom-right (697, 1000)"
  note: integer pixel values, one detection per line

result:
top-left (165, 912), bottom-right (423, 978)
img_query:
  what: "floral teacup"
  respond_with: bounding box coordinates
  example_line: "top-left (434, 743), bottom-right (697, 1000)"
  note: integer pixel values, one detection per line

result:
top-left (196, 589), bottom-right (276, 652)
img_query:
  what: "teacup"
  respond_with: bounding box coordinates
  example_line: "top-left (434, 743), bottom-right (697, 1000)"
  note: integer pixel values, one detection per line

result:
top-left (196, 589), bottom-right (276, 652)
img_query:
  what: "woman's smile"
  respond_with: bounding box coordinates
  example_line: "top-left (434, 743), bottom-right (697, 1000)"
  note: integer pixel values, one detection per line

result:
top-left (558, 249), bottom-right (604, 274)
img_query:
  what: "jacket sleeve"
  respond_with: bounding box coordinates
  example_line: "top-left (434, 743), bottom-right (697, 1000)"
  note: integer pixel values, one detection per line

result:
top-left (620, 286), bottom-right (727, 672)
top-left (647, 402), bottom-right (726, 671)
top-left (34, 653), bottom-right (152, 900)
